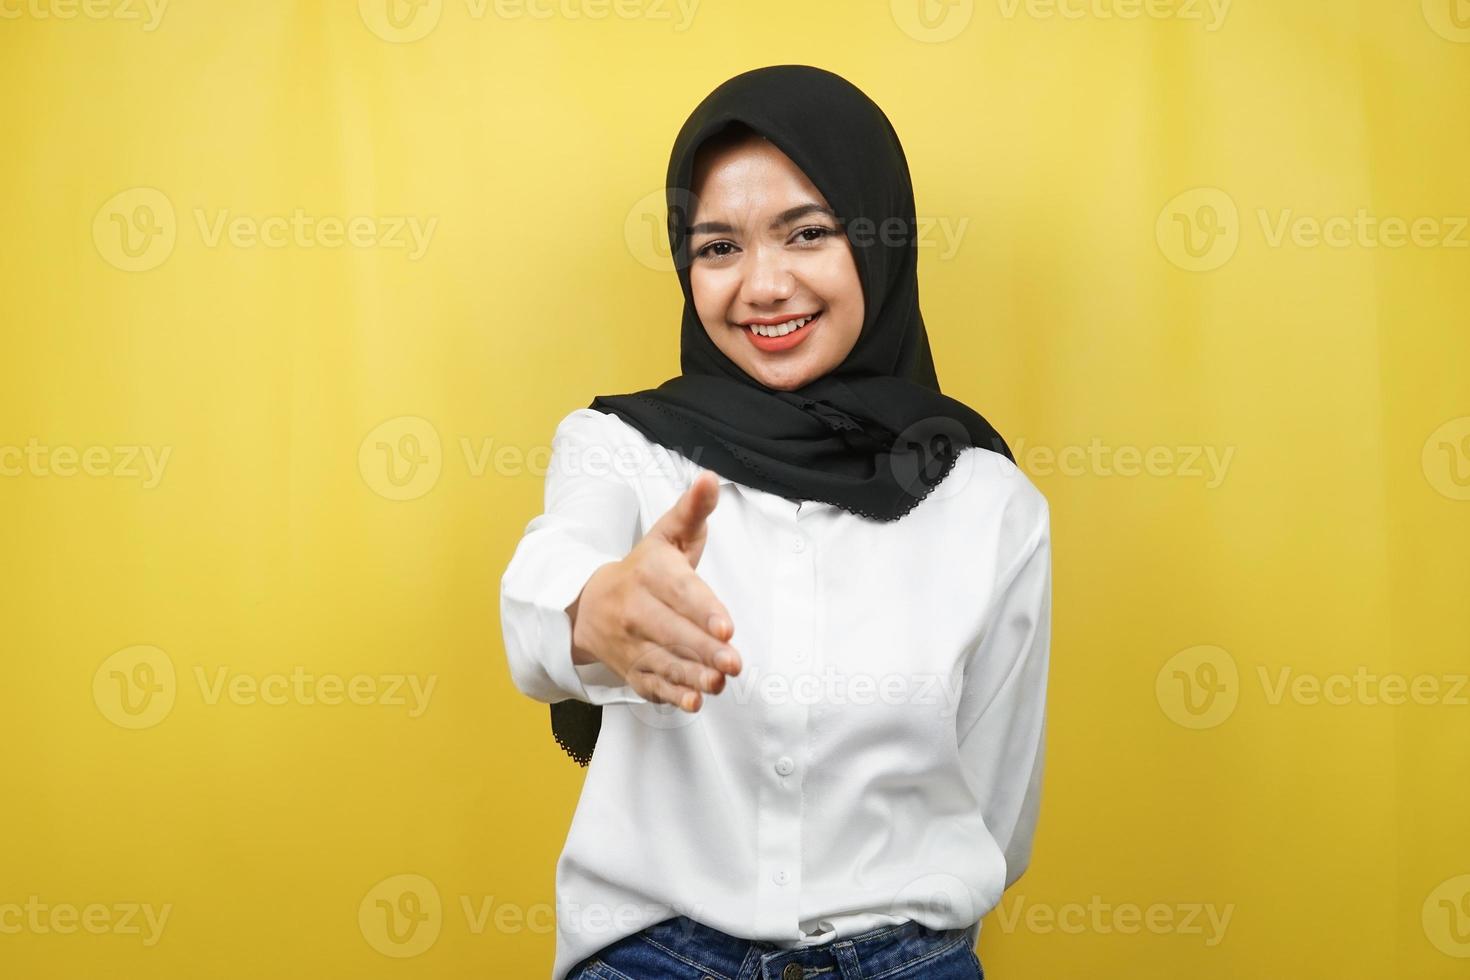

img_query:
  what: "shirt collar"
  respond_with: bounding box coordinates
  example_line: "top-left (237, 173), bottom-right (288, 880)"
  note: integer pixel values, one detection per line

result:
top-left (685, 463), bottom-right (736, 488)
top-left (692, 464), bottom-right (814, 513)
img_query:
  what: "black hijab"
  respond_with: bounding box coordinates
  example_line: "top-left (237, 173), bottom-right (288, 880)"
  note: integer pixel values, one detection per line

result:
top-left (549, 64), bottom-right (1014, 766)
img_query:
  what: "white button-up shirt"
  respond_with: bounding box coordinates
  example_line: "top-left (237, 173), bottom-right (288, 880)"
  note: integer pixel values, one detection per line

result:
top-left (500, 407), bottom-right (1052, 980)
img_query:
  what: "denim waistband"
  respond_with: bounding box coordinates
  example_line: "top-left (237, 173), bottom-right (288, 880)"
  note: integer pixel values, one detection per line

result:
top-left (628, 913), bottom-right (972, 980)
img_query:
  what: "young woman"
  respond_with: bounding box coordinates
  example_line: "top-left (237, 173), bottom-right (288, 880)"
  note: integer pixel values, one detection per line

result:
top-left (501, 64), bottom-right (1051, 980)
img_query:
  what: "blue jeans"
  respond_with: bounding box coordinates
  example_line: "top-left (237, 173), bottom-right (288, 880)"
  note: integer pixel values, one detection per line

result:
top-left (568, 914), bottom-right (984, 980)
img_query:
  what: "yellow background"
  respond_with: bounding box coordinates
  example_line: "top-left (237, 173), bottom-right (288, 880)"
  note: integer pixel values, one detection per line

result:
top-left (2, 1), bottom-right (1468, 977)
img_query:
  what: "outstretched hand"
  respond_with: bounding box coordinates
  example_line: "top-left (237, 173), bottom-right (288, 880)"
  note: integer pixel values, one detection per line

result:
top-left (566, 470), bottom-right (742, 712)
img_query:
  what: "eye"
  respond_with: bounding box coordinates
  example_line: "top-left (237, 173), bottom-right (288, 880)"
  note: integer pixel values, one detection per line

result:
top-left (792, 225), bottom-right (835, 245)
top-left (694, 240), bottom-right (738, 261)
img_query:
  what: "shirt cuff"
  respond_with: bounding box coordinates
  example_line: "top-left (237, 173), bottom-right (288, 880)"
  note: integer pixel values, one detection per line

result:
top-left (529, 545), bottom-right (647, 705)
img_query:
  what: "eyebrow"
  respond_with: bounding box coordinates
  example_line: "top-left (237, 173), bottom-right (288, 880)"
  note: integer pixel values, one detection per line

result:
top-left (687, 203), bottom-right (839, 236)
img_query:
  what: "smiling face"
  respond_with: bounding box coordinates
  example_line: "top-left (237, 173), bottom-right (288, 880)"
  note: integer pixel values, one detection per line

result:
top-left (686, 128), bottom-right (865, 392)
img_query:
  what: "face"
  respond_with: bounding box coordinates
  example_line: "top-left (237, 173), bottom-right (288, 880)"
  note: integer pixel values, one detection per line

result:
top-left (686, 134), bottom-right (865, 392)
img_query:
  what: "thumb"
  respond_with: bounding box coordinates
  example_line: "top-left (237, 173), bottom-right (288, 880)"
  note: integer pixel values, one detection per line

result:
top-left (653, 469), bottom-right (719, 560)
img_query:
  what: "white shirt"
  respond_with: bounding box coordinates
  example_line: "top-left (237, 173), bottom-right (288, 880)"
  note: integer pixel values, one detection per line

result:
top-left (500, 406), bottom-right (1052, 980)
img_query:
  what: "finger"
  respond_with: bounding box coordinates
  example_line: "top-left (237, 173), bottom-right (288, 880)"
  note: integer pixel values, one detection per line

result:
top-left (630, 661), bottom-right (702, 712)
top-left (641, 563), bottom-right (741, 674)
top-left (642, 640), bottom-right (726, 695)
top-left (629, 588), bottom-right (740, 678)
top-left (624, 551), bottom-right (738, 661)
top-left (651, 470), bottom-right (718, 553)
top-left (620, 634), bottom-right (720, 694)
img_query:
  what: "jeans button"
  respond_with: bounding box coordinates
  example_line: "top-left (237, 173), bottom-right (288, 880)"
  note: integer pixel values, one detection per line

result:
top-left (782, 965), bottom-right (804, 980)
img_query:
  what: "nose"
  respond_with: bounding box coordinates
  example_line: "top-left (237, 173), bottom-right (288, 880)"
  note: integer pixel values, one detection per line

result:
top-left (739, 242), bottom-right (796, 307)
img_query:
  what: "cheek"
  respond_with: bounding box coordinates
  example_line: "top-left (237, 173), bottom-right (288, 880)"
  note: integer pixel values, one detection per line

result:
top-left (689, 267), bottom-right (735, 325)
top-left (805, 256), bottom-right (864, 345)
top-left (804, 252), bottom-right (863, 311)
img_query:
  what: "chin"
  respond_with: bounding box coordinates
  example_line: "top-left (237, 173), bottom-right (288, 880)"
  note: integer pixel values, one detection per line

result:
top-left (751, 368), bottom-right (815, 392)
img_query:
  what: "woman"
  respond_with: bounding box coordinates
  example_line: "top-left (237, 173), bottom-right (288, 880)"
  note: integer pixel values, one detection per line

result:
top-left (501, 64), bottom-right (1051, 980)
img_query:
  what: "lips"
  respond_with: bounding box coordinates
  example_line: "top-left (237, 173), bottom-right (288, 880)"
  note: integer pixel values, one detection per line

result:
top-left (743, 311), bottom-right (819, 333)
top-left (743, 311), bottom-right (821, 352)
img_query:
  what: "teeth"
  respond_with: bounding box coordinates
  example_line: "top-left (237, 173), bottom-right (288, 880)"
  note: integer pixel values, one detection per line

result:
top-left (751, 314), bottom-right (816, 337)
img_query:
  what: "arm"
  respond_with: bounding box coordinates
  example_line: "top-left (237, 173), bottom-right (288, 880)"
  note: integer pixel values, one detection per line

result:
top-left (955, 491), bottom-right (1052, 895)
top-left (499, 409), bottom-right (649, 705)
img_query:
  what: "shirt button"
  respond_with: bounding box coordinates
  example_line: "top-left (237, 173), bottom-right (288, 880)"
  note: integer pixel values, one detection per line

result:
top-left (773, 869), bottom-right (789, 885)
top-left (774, 756), bottom-right (794, 776)
top-left (791, 535), bottom-right (806, 553)
top-left (782, 965), bottom-right (804, 980)
top-left (793, 650), bottom-right (807, 663)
